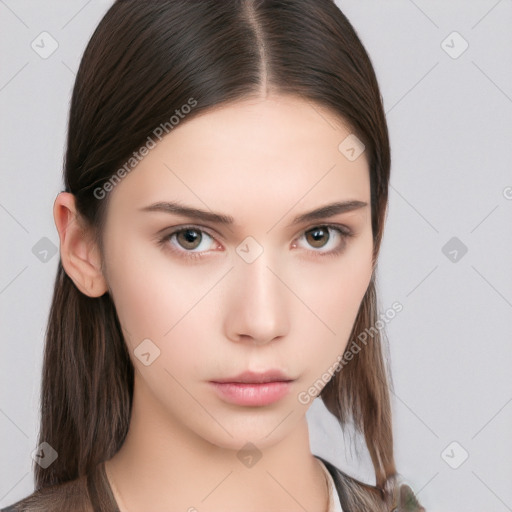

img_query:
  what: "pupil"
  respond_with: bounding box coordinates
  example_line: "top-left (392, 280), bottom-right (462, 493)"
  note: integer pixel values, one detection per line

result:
top-left (308, 227), bottom-right (328, 248)
top-left (179, 229), bottom-right (201, 249)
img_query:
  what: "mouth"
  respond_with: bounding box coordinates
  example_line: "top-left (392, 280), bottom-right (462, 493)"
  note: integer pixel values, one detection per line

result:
top-left (209, 370), bottom-right (295, 406)
top-left (210, 369), bottom-right (293, 384)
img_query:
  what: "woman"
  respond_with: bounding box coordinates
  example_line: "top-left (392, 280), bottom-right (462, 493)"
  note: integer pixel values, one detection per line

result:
top-left (2, 1), bottom-right (425, 510)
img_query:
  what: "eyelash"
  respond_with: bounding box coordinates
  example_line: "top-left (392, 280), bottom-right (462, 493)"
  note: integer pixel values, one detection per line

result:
top-left (157, 224), bottom-right (355, 261)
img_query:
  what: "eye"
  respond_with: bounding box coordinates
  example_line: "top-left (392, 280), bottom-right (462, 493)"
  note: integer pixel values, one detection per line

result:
top-left (157, 223), bottom-right (354, 260)
top-left (293, 224), bottom-right (354, 256)
top-left (158, 226), bottom-right (220, 259)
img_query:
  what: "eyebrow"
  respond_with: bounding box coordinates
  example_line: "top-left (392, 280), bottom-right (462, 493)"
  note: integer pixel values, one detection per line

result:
top-left (139, 200), bottom-right (368, 226)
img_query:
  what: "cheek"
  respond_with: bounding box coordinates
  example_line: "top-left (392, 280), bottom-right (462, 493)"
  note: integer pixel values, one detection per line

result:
top-left (293, 244), bottom-right (372, 332)
top-left (104, 235), bottom-right (217, 348)
top-left (325, 263), bottom-right (371, 330)
top-left (288, 242), bottom-right (373, 372)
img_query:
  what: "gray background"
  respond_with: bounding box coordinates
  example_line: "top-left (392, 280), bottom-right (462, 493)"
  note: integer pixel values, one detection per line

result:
top-left (1, 1), bottom-right (511, 510)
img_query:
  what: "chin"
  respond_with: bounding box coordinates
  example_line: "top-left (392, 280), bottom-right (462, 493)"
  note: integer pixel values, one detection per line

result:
top-left (194, 410), bottom-right (303, 451)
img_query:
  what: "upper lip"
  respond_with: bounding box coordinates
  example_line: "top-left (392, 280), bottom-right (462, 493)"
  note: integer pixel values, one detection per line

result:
top-left (211, 370), bottom-right (293, 384)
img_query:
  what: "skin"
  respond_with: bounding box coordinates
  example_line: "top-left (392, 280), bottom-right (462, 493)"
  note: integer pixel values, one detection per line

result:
top-left (54, 93), bottom-right (374, 512)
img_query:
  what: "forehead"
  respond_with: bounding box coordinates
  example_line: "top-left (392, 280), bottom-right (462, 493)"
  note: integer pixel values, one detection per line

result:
top-left (105, 94), bottom-right (370, 224)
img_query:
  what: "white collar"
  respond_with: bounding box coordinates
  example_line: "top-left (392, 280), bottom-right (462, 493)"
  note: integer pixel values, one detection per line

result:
top-left (317, 458), bottom-right (344, 512)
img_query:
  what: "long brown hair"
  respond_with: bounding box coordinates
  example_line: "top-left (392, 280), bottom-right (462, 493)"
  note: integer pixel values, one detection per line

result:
top-left (37, 0), bottom-right (397, 506)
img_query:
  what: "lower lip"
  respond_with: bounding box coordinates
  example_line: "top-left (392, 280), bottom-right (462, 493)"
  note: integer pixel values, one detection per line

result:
top-left (210, 381), bottom-right (292, 406)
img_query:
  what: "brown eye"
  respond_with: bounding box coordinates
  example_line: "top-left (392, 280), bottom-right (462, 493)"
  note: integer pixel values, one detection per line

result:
top-left (305, 226), bottom-right (330, 248)
top-left (294, 224), bottom-right (353, 256)
top-left (158, 225), bottom-right (220, 260)
top-left (176, 228), bottom-right (203, 250)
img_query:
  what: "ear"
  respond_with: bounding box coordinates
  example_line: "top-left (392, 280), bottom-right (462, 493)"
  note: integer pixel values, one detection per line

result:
top-left (53, 192), bottom-right (108, 298)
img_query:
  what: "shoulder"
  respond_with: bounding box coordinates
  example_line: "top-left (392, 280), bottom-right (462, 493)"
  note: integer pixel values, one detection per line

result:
top-left (0, 474), bottom-right (93, 512)
top-left (315, 455), bottom-right (426, 512)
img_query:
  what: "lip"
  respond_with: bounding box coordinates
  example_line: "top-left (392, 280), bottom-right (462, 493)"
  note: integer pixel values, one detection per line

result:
top-left (211, 370), bottom-right (292, 384)
top-left (210, 381), bottom-right (292, 406)
top-left (210, 370), bottom-right (294, 406)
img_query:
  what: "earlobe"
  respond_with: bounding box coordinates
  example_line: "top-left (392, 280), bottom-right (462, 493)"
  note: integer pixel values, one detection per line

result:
top-left (53, 192), bottom-right (108, 298)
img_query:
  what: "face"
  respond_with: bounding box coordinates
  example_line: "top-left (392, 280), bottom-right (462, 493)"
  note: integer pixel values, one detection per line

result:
top-left (100, 94), bottom-right (373, 450)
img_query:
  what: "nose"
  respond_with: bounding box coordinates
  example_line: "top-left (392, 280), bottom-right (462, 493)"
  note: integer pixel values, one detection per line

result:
top-left (224, 249), bottom-right (289, 346)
